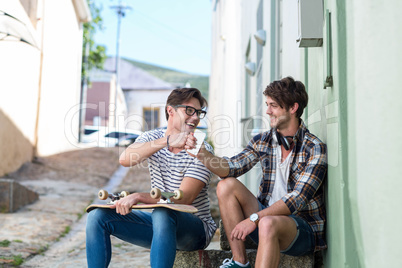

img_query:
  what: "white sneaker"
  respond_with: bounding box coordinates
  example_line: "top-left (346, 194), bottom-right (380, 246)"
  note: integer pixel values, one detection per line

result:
top-left (219, 258), bottom-right (251, 268)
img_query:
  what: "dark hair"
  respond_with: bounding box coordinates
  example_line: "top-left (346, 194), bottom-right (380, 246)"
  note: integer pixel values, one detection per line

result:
top-left (165, 88), bottom-right (208, 120)
top-left (263, 76), bottom-right (308, 118)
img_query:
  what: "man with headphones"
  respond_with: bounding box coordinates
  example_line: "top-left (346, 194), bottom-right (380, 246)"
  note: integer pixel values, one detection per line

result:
top-left (186, 77), bottom-right (327, 268)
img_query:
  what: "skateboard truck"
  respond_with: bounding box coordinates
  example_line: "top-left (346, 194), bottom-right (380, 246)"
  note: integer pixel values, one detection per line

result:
top-left (98, 190), bottom-right (129, 204)
top-left (150, 188), bottom-right (183, 204)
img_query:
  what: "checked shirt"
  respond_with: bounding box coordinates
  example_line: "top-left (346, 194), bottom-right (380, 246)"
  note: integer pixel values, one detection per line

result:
top-left (223, 121), bottom-right (328, 251)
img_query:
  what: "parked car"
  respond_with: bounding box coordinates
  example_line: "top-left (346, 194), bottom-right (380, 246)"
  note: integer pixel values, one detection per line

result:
top-left (116, 134), bottom-right (140, 147)
top-left (82, 126), bottom-right (143, 147)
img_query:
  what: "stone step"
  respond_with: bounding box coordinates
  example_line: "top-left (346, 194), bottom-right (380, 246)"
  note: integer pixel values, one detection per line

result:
top-left (174, 249), bottom-right (315, 268)
top-left (0, 178), bottom-right (39, 213)
top-left (173, 220), bottom-right (318, 268)
top-left (219, 220), bottom-right (257, 250)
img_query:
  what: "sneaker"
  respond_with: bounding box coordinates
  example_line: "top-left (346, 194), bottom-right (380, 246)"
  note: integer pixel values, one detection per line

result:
top-left (219, 258), bottom-right (251, 268)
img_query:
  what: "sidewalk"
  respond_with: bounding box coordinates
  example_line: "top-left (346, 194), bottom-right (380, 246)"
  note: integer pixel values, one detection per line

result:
top-left (0, 147), bottom-right (220, 267)
top-left (0, 147), bottom-right (153, 267)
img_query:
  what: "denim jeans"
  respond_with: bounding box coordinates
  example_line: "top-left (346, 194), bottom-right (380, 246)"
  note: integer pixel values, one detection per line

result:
top-left (86, 207), bottom-right (206, 268)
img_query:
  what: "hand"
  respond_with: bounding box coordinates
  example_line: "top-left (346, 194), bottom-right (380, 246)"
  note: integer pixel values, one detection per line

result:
top-left (110, 193), bottom-right (138, 216)
top-left (231, 218), bottom-right (257, 241)
top-left (184, 132), bottom-right (197, 156)
top-left (184, 132), bottom-right (197, 150)
top-left (185, 133), bottom-right (206, 158)
top-left (169, 132), bottom-right (189, 149)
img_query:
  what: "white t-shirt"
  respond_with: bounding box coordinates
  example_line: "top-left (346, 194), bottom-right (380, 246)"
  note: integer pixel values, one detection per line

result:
top-left (268, 144), bottom-right (294, 206)
top-left (135, 128), bottom-right (217, 247)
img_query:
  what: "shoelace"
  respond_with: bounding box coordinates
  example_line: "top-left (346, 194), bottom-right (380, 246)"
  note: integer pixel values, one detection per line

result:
top-left (219, 258), bottom-right (233, 267)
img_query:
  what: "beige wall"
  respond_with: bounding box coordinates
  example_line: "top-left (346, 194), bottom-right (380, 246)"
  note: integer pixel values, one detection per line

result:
top-left (0, 1), bottom-right (41, 175)
top-left (0, 0), bottom-right (90, 175)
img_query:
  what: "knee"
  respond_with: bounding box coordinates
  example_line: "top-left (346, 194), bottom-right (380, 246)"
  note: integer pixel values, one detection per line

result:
top-left (216, 177), bottom-right (237, 198)
top-left (86, 209), bottom-right (107, 235)
top-left (87, 209), bottom-right (101, 226)
top-left (258, 216), bottom-right (281, 240)
top-left (152, 208), bottom-right (177, 227)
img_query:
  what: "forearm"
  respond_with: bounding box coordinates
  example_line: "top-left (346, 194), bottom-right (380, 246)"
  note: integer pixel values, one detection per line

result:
top-left (119, 136), bottom-right (168, 167)
top-left (258, 200), bottom-right (291, 218)
top-left (133, 192), bottom-right (157, 204)
top-left (197, 149), bottom-right (230, 178)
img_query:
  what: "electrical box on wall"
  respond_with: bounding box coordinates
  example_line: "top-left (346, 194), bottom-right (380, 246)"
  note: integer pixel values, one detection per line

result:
top-left (297, 0), bottom-right (324, 47)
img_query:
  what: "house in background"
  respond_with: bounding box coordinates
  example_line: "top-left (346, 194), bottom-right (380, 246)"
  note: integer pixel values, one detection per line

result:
top-left (85, 68), bottom-right (127, 128)
top-left (86, 57), bottom-right (175, 132)
top-left (0, 0), bottom-right (90, 176)
top-left (209, 0), bottom-right (402, 267)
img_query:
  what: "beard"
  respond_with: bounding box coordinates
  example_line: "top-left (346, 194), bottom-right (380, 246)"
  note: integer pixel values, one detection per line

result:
top-left (270, 113), bottom-right (291, 130)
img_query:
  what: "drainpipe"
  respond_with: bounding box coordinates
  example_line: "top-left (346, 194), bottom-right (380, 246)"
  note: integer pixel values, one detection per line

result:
top-left (33, 0), bottom-right (46, 158)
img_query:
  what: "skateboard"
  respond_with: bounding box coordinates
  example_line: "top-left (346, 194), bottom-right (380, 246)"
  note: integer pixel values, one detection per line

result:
top-left (85, 188), bottom-right (198, 213)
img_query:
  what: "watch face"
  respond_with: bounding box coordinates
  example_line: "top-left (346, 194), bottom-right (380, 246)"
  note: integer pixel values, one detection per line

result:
top-left (250, 213), bottom-right (258, 222)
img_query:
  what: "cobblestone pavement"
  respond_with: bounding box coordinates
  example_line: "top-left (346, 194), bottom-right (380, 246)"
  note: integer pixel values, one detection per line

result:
top-left (0, 147), bottom-right (219, 267)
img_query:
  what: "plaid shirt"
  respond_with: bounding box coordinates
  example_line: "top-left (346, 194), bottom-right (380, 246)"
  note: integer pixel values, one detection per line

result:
top-left (224, 121), bottom-right (327, 251)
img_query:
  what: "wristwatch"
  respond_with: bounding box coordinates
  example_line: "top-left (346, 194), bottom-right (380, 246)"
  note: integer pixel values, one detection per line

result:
top-left (250, 213), bottom-right (259, 226)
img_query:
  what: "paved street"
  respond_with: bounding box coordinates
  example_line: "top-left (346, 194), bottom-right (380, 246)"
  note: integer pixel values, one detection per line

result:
top-left (0, 166), bottom-right (153, 267)
top-left (0, 148), bottom-right (219, 267)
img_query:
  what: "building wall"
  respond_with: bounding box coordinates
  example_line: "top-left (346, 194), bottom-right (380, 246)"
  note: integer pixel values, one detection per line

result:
top-left (343, 1), bottom-right (401, 267)
top-left (85, 81), bottom-right (111, 126)
top-left (305, 1), bottom-right (402, 267)
top-left (0, 0), bottom-right (90, 175)
top-left (0, 1), bottom-right (41, 175)
top-left (35, 0), bottom-right (86, 155)
top-left (124, 89), bottom-right (171, 131)
top-left (209, 0), bottom-right (243, 159)
top-left (84, 70), bottom-right (127, 130)
top-left (209, 0), bottom-right (402, 267)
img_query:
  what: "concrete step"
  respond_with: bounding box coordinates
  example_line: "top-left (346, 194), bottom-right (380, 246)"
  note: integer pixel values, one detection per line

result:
top-left (219, 220), bottom-right (257, 250)
top-left (174, 249), bottom-right (315, 268)
top-left (0, 178), bottom-right (39, 212)
top-left (173, 220), bottom-right (317, 268)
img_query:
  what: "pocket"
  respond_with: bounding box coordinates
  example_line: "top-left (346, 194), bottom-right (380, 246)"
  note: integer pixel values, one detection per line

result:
top-left (291, 162), bottom-right (306, 183)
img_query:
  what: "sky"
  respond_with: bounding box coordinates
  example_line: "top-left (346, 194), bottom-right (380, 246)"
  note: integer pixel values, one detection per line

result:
top-left (93, 0), bottom-right (212, 76)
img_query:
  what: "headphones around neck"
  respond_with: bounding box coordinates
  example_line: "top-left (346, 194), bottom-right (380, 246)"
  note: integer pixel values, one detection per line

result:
top-left (275, 131), bottom-right (293, 151)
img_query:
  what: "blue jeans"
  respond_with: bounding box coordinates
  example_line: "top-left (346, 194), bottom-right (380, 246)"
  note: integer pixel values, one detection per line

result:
top-left (86, 208), bottom-right (206, 268)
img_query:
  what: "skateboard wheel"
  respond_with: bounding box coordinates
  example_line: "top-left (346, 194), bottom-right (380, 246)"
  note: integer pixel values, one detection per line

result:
top-left (150, 188), bottom-right (161, 199)
top-left (120, 191), bottom-right (129, 197)
top-left (173, 189), bottom-right (183, 200)
top-left (98, 189), bottom-right (108, 200)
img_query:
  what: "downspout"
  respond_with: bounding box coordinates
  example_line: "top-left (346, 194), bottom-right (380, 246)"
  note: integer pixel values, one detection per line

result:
top-left (33, 0), bottom-right (45, 157)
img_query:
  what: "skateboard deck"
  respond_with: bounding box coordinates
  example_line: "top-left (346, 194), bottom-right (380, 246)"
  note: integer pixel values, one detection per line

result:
top-left (86, 188), bottom-right (198, 214)
top-left (86, 203), bottom-right (198, 213)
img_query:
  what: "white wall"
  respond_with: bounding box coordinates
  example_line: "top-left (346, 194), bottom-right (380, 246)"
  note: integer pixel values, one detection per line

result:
top-left (209, 0), bottom-right (243, 157)
top-left (0, 1), bottom-right (40, 174)
top-left (35, 0), bottom-right (87, 155)
top-left (0, 0), bottom-right (90, 176)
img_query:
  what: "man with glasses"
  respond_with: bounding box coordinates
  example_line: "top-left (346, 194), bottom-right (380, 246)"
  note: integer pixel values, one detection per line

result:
top-left (174, 105), bottom-right (207, 119)
top-left (186, 77), bottom-right (327, 268)
top-left (86, 88), bottom-right (216, 268)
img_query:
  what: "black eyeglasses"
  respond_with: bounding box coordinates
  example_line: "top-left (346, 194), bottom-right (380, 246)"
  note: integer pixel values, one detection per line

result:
top-left (174, 105), bottom-right (206, 119)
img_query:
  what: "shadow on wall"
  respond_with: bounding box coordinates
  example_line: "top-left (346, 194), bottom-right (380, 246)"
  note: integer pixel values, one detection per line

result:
top-left (0, 109), bottom-right (34, 176)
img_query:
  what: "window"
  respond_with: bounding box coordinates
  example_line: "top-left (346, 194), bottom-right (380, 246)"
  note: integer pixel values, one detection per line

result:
top-left (143, 107), bottom-right (160, 131)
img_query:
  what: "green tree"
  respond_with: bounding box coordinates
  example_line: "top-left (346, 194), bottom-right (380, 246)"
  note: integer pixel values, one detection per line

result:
top-left (81, 0), bottom-right (107, 83)
top-left (79, 1), bottom-right (106, 141)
